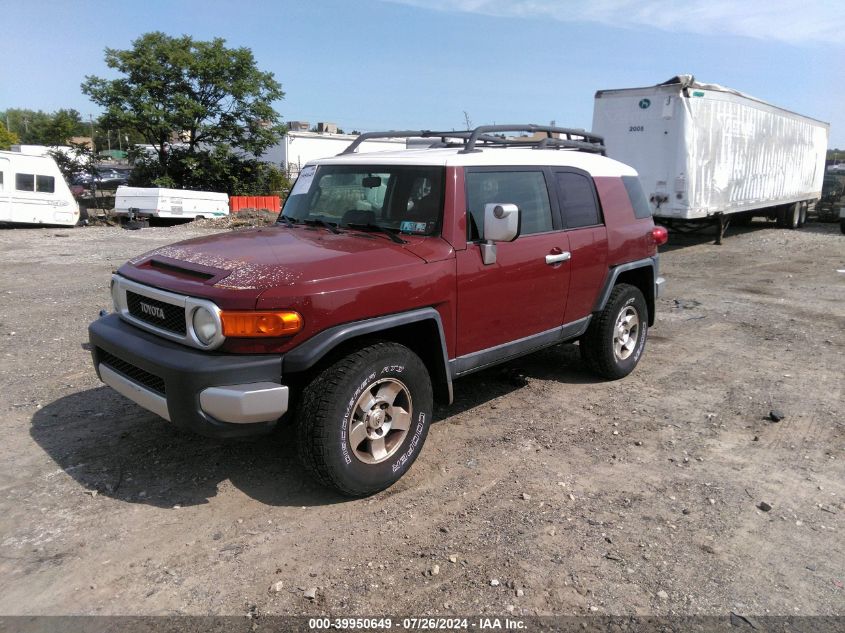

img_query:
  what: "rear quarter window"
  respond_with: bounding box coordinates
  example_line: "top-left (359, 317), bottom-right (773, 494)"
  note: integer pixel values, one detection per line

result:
top-left (622, 176), bottom-right (653, 219)
top-left (555, 172), bottom-right (602, 228)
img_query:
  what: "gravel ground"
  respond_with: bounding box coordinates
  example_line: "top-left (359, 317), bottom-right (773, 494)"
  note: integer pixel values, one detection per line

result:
top-left (0, 219), bottom-right (842, 619)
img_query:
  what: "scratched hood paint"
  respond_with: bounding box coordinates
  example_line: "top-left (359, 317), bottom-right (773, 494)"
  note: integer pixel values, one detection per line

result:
top-left (126, 225), bottom-right (428, 291)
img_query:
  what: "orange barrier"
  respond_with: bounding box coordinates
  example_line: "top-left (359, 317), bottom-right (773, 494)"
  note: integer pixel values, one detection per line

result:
top-left (229, 195), bottom-right (281, 213)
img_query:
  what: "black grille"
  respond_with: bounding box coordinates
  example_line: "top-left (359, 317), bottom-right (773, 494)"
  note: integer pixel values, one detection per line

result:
top-left (126, 291), bottom-right (186, 335)
top-left (97, 348), bottom-right (166, 395)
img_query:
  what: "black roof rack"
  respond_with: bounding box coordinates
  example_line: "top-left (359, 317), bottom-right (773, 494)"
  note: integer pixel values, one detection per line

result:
top-left (339, 124), bottom-right (605, 156)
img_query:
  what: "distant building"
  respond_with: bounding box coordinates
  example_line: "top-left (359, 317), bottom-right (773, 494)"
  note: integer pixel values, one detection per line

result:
top-left (317, 122), bottom-right (338, 134)
top-left (68, 136), bottom-right (93, 149)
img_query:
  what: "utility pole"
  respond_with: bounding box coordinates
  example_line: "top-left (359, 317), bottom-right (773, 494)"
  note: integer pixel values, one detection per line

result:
top-left (89, 114), bottom-right (98, 210)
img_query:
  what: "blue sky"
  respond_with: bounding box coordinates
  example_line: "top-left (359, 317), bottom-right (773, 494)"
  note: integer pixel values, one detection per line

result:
top-left (2, 0), bottom-right (843, 147)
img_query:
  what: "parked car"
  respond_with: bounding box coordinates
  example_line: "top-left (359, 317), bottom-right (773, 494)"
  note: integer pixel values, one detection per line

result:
top-left (71, 168), bottom-right (130, 189)
top-left (88, 124), bottom-right (667, 496)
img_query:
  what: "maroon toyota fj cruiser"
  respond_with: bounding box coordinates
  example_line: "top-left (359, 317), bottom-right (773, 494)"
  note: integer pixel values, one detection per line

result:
top-left (89, 125), bottom-right (667, 496)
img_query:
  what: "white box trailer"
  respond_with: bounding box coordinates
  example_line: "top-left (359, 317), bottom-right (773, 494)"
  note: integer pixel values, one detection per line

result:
top-left (259, 131), bottom-right (406, 177)
top-left (592, 75), bottom-right (829, 230)
top-left (0, 151), bottom-right (80, 227)
top-left (114, 186), bottom-right (229, 219)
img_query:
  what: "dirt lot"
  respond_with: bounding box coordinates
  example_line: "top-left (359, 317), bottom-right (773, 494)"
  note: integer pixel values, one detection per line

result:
top-left (0, 220), bottom-right (842, 619)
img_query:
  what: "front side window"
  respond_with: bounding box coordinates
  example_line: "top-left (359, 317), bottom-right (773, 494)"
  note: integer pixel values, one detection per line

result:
top-left (16, 173), bottom-right (35, 191)
top-left (36, 175), bottom-right (55, 193)
top-left (282, 165), bottom-right (445, 236)
top-left (466, 170), bottom-right (553, 240)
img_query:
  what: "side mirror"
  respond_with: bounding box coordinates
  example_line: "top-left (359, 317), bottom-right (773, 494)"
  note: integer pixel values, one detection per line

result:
top-left (483, 203), bottom-right (520, 242)
top-left (480, 203), bottom-right (520, 265)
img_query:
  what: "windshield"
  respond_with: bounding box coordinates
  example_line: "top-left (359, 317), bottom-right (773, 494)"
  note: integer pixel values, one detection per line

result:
top-left (281, 164), bottom-right (445, 236)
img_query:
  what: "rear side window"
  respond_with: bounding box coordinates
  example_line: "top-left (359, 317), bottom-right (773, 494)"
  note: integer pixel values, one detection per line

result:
top-left (36, 175), bottom-right (55, 193)
top-left (466, 171), bottom-right (553, 239)
top-left (16, 173), bottom-right (35, 191)
top-left (622, 176), bottom-right (653, 219)
top-left (555, 172), bottom-right (601, 228)
top-left (0, 172), bottom-right (4, 191)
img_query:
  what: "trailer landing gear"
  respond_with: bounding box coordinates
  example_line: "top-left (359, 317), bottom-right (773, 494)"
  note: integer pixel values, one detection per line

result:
top-left (715, 212), bottom-right (727, 245)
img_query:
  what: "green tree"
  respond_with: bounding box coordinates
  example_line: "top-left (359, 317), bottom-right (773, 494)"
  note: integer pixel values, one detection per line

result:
top-left (81, 32), bottom-right (285, 180)
top-left (0, 108), bottom-right (87, 145)
top-left (0, 121), bottom-right (19, 150)
top-left (42, 109), bottom-right (85, 146)
top-left (129, 144), bottom-right (289, 196)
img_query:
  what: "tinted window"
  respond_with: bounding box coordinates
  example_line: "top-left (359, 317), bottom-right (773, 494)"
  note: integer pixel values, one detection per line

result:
top-left (0, 171), bottom-right (4, 190)
top-left (466, 171), bottom-right (552, 239)
top-left (16, 173), bottom-right (35, 191)
top-left (36, 175), bottom-right (55, 193)
top-left (622, 175), bottom-right (653, 219)
top-left (556, 172), bottom-right (601, 228)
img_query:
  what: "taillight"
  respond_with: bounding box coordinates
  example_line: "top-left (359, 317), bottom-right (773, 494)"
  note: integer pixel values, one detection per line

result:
top-left (650, 225), bottom-right (669, 246)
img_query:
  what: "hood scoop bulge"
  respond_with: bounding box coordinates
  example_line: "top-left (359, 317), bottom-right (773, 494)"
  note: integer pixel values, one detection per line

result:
top-left (139, 256), bottom-right (229, 284)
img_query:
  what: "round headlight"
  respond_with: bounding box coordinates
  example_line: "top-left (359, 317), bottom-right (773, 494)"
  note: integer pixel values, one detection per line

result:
top-left (192, 306), bottom-right (219, 345)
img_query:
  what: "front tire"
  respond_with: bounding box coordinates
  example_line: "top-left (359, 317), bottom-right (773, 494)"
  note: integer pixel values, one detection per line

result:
top-left (296, 341), bottom-right (433, 496)
top-left (580, 284), bottom-right (649, 380)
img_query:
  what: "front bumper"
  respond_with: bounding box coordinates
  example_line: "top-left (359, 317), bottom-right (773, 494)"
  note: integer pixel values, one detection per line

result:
top-left (89, 314), bottom-right (287, 438)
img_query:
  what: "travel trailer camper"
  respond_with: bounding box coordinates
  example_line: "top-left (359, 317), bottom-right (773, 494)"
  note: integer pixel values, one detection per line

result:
top-left (0, 151), bottom-right (80, 226)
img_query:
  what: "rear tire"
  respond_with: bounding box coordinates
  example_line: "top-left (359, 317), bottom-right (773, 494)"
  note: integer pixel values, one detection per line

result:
top-left (798, 202), bottom-right (808, 227)
top-left (296, 341), bottom-right (433, 496)
top-left (779, 203), bottom-right (801, 229)
top-left (580, 284), bottom-right (649, 380)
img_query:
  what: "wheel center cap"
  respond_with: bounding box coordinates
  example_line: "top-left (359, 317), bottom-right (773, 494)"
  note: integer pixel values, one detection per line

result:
top-left (369, 409), bottom-right (386, 429)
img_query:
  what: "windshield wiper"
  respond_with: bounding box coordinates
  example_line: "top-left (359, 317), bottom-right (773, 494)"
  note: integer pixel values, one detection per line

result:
top-left (302, 217), bottom-right (341, 234)
top-left (344, 223), bottom-right (406, 244)
top-left (276, 215), bottom-right (295, 227)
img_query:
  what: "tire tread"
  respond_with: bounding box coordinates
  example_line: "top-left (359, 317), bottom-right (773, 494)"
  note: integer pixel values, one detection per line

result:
top-left (580, 283), bottom-right (647, 380)
top-left (296, 341), bottom-right (426, 496)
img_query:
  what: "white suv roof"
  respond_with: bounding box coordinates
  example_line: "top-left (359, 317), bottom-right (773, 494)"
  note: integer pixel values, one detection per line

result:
top-left (308, 124), bottom-right (637, 178)
top-left (316, 146), bottom-right (637, 178)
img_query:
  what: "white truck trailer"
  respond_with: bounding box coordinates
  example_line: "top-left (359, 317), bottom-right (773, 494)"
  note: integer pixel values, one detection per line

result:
top-left (592, 75), bottom-right (829, 240)
top-left (114, 186), bottom-right (229, 220)
top-left (0, 151), bottom-right (80, 227)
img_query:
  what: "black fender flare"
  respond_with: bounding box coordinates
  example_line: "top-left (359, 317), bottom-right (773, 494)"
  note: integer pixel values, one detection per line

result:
top-left (283, 307), bottom-right (453, 403)
top-left (593, 257), bottom-right (659, 326)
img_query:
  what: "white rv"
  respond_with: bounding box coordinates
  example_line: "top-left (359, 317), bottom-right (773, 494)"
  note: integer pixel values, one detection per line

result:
top-left (114, 186), bottom-right (229, 219)
top-left (0, 151), bottom-right (80, 227)
top-left (592, 75), bottom-right (829, 230)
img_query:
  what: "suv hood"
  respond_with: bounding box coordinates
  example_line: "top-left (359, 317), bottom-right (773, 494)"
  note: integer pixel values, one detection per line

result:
top-left (122, 225), bottom-right (429, 292)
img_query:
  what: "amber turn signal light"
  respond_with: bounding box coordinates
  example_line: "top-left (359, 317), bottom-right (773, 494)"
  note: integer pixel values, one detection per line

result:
top-left (220, 311), bottom-right (303, 337)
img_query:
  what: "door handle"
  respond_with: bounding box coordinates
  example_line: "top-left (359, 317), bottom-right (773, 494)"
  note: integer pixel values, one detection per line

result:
top-left (545, 251), bottom-right (571, 265)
